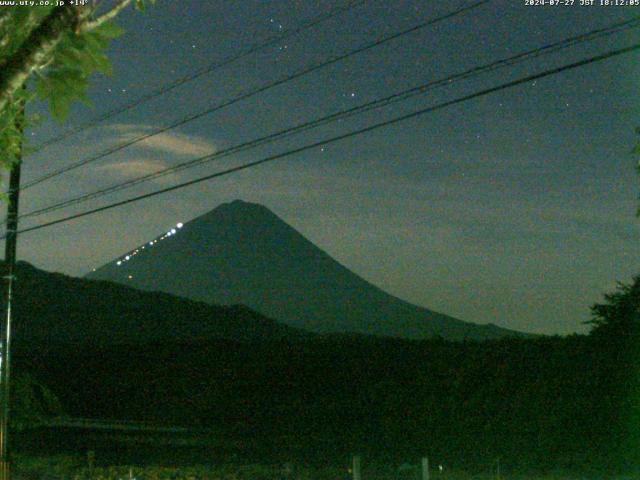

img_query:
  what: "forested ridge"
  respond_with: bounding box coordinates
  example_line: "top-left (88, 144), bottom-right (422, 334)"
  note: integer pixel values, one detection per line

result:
top-left (7, 264), bottom-right (640, 475)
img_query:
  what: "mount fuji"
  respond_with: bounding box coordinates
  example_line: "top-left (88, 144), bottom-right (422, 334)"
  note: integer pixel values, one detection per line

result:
top-left (87, 200), bottom-right (520, 340)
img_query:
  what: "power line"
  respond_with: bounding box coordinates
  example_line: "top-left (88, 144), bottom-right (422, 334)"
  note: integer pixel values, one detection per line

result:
top-left (11, 42), bottom-right (640, 238)
top-left (18, 15), bottom-right (640, 221)
top-left (20, 0), bottom-right (490, 191)
top-left (29, 0), bottom-right (367, 154)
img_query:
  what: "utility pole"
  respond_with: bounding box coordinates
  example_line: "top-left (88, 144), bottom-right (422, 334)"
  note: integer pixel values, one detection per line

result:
top-left (0, 98), bottom-right (24, 480)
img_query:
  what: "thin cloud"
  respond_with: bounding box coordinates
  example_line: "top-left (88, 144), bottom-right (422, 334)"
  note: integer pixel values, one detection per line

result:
top-left (96, 159), bottom-right (176, 184)
top-left (108, 124), bottom-right (217, 157)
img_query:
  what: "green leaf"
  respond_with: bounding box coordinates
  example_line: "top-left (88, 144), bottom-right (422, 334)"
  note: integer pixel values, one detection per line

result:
top-left (41, 68), bottom-right (90, 122)
top-left (34, 76), bottom-right (52, 101)
top-left (92, 21), bottom-right (125, 40)
top-left (90, 50), bottom-right (113, 76)
top-left (135, 0), bottom-right (146, 12)
top-left (49, 93), bottom-right (71, 121)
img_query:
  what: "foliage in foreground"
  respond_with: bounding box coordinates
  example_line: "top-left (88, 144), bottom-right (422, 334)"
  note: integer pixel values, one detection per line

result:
top-left (0, 1), bottom-right (154, 178)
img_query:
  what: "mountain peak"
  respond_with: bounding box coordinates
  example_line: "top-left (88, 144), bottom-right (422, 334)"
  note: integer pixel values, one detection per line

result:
top-left (217, 199), bottom-right (269, 212)
top-left (200, 199), bottom-right (280, 223)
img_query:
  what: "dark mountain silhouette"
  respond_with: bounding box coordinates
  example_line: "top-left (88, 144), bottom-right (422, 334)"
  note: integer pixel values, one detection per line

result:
top-left (4, 261), bottom-right (305, 347)
top-left (87, 200), bottom-right (521, 340)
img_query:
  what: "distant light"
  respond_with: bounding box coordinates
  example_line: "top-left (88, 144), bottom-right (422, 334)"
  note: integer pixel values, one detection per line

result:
top-left (167, 231), bottom-right (172, 236)
top-left (125, 255), bottom-right (130, 260)
top-left (149, 242), bottom-right (154, 246)
top-left (177, 223), bottom-right (183, 228)
top-left (117, 261), bottom-right (122, 266)
top-left (128, 275), bottom-right (132, 279)
top-left (170, 228), bottom-right (176, 234)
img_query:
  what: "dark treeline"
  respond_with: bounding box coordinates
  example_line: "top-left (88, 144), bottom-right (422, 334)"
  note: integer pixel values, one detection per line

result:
top-left (14, 330), bottom-right (639, 475)
top-left (4, 263), bottom-right (640, 475)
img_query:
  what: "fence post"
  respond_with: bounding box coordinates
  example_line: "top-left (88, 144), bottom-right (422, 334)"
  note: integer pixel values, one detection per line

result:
top-left (421, 457), bottom-right (429, 480)
top-left (87, 450), bottom-right (95, 478)
top-left (352, 455), bottom-right (361, 480)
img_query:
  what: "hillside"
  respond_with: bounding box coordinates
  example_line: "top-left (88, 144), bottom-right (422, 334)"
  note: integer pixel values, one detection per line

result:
top-left (4, 261), bottom-right (305, 348)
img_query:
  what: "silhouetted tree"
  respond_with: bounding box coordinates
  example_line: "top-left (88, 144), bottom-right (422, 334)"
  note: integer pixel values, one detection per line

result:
top-left (588, 275), bottom-right (640, 339)
top-left (588, 275), bottom-right (640, 472)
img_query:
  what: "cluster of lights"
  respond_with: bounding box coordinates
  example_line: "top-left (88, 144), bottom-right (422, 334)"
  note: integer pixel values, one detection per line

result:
top-left (116, 222), bottom-right (184, 267)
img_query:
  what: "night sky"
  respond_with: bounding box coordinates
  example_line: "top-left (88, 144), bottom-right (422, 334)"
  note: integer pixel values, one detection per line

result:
top-left (11, 0), bottom-right (640, 335)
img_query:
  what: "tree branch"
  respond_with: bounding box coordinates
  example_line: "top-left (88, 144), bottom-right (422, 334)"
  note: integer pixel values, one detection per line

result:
top-left (0, 0), bottom-right (136, 114)
top-left (0, 5), bottom-right (81, 113)
top-left (0, 11), bottom-right (10, 31)
top-left (0, 11), bottom-right (14, 52)
top-left (79, 0), bottom-right (132, 32)
top-left (0, 9), bottom-right (47, 58)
